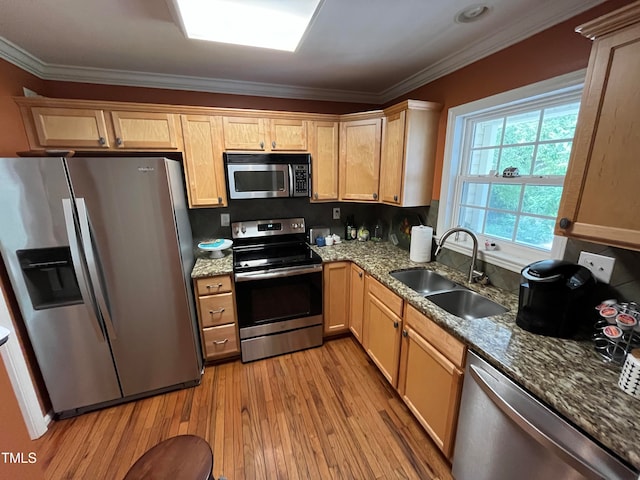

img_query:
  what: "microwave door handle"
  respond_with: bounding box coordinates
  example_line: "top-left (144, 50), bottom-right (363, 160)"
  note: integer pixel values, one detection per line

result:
top-left (288, 164), bottom-right (294, 196)
top-left (76, 198), bottom-right (117, 340)
top-left (62, 199), bottom-right (106, 342)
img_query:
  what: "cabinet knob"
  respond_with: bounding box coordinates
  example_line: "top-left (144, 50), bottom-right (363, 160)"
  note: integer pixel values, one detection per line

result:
top-left (98, 136), bottom-right (106, 146)
top-left (393, 321), bottom-right (399, 329)
top-left (373, 192), bottom-right (378, 200)
top-left (358, 271), bottom-right (363, 278)
top-left (393, 195), bottom-right (398, 202)
top-left (402, 329), bottom-right (408, 337)
top-left (259, 141), bottom-right (265, 149)
top-left (559, 217), bottom-right (571, 229)
top-left (116, 137), bottom-right (123, 146)
top-left (272, 141), bottom-right (276, 148)
top-left (218, 196), bottom-right (222, 204)
top-left (314, 192), bottom-right (318, 199)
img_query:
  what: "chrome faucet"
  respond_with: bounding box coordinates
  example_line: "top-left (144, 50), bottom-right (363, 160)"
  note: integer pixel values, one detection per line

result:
top-left (434, 227), bottom-right (488, 284)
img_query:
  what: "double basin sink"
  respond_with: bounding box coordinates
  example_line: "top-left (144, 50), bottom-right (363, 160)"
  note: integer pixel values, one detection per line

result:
top-left (390, 269), bottom-right (508, 320)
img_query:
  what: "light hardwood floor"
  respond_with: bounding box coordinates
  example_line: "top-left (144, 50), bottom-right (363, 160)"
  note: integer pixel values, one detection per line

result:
top-left (34, 337), bottom-right (453, 480)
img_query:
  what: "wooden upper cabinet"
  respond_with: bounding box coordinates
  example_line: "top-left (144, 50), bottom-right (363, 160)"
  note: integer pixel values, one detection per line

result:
top-left (110, 111), bottom-right (179, 149)
top-left (309, 121), bottom-right (339, 201)
top-left (379, 100), bottom-right (442, 207)
top-left (180, 115), bottom-right (227, 208)
top-left (222, 116), bottom-right (307, 151)
top-left (556, 2), bottom-right (640, 250)
top-left (339, 116), bottom-right (383, 202)
top-left (30, 107), bottom-right (110, 148)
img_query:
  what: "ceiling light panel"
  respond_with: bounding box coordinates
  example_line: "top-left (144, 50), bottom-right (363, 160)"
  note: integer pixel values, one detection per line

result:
top-left (173, 0), bottom-right (322, 52)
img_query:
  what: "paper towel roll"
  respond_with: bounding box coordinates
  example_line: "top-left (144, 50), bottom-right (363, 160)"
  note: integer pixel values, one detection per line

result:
top-left (410, 225), bottom-right (433, 263)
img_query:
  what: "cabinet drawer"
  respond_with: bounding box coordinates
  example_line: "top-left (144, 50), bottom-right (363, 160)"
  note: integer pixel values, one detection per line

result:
top-left (367, 275), bottom-right (403, 317)
top-left (199, 292), bottom-right (236, 327)
top-left (203, 324), bottom-right (238, 359)
top-left (195, 275), bottom-right (233, 295)
top-left (405, 305), bottom-right (465, 367)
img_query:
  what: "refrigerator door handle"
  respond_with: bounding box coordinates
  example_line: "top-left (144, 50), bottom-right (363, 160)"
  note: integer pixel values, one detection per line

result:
top-left (76, 198), bottom-right (118, 340)
top-left (61, 198), bottom-right (106, 342)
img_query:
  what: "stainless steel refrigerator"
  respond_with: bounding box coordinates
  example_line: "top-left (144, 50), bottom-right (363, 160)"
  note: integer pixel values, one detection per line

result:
top-left (0, 156), bottom-right (203, 418)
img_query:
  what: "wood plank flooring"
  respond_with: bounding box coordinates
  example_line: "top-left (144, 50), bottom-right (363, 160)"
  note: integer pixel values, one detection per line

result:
top-left (34, 337), bottom-right (453, 480)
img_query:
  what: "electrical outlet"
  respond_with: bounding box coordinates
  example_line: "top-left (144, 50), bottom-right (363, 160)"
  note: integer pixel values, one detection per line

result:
top-left (332, 207), bottom-right (341, 220)
top-left (220, 213), bottom-right (230, 227)
top-left (578, 251), bottom-right (615, 283)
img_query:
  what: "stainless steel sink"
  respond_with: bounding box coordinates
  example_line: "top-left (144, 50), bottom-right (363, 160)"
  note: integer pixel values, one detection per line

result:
top-left (426, 289), bottom-right (508, 320)
top-left (390, 269), bottom-right (458, 295)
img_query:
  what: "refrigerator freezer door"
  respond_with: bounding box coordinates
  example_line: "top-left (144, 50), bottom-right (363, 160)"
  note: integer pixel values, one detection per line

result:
top-left (0, 157), bottom-right (122, 413)
top-left (66, 157), bottom-right (201, 396)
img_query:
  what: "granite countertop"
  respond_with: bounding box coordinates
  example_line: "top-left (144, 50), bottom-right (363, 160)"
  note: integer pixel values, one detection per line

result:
top-left (192, 241), bottom-right (640, 470)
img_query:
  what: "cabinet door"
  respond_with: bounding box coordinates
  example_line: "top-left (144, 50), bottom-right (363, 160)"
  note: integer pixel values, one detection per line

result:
top-left (181, 115), bottom-right (227, 208)
top-left (379, 110), bottom-right (406, 205)
top-left (339, 118), bottom-right (382, 202)
top-left (31, 107), bottom-right (110, 148)
top-left (323, 262), bottom-right (350, 335)
top-left (269, 118), bottom-right (307, 151)
top-left (309, 121), bottom-right (339, 201)
top-left (364, 290), bottom-right (402, 387)
top-left (110, 111), bottom-right (179, 149)
top-left (556, 18), bottom-right (640, 248)
top-left (222, 116), bottom-right (266, 150)
top-left (349, 263), bottom-right (365, 343)
top-left (398, 326), bottom-right (463, 459)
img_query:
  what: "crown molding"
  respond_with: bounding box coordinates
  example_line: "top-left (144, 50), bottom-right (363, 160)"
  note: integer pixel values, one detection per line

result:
top-left (378, 0), bottom-right (605, 103)
top-left (0, 0), bottom-right (603, 105)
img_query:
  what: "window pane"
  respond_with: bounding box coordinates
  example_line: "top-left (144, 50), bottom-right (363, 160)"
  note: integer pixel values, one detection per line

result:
top-left (540, 102), bottom-right (580, 141)
top-left (468, 148), bottom-right (499, 174)
top-left (488, 184), bottom-right (521, 211)
top-left (485, 211), bottom-right (516, 240)
top-left (533, 142), bottom-right (572, 175)
top-left (459, 206), bottom-right (485, 232)
top-left (516, 216), bottom-right (555, 249)
top-left (461, 182), bottom-right (489, 207)
top-left (522, 185), bottom-right (562, 216)
top-left (503, 111), bottom-right (540, 145)
top-left (473, 118), bottom-right (503, 148)
top-left (498, 145), bottom-right (534, 174)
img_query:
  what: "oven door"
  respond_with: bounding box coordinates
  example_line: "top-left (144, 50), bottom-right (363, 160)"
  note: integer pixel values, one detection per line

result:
top-left (227, 163), bottom-right (290, 199)
top-left (235, 265), bottom-right (322, 330)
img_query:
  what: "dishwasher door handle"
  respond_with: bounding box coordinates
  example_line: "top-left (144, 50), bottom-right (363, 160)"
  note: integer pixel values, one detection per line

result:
top-left (469, 364), bottom-right (605, 480)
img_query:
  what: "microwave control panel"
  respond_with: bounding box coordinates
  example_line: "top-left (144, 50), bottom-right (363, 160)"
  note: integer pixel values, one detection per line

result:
top-left (292, 164), bottom-right (310, 197)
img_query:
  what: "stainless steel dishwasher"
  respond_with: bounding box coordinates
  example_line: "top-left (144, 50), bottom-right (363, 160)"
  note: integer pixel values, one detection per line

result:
top-left (452, 351), bottom-right (637, 480)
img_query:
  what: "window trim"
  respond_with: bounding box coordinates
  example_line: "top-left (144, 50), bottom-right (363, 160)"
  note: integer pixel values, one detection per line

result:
top-left (437, 70), bottom-right (585, 273)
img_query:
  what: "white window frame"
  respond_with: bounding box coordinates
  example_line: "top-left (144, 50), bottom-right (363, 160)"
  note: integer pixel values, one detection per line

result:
top-left (437, 70), bottom-right (586, 273)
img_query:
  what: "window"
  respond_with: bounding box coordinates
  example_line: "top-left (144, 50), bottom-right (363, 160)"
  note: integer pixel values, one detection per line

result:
top-left (437, 71), bottom-right (585, 272)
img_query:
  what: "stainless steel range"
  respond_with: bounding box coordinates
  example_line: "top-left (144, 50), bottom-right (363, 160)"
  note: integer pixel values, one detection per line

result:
top-left (232, 217), bottom-right (323, 362)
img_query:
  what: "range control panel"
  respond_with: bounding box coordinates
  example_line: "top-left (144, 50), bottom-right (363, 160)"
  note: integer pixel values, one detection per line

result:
top-left (232, 217), bottom-right (306, 239)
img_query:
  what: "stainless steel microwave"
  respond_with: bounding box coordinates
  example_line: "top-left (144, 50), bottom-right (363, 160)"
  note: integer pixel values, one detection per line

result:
top-left (224, 153), bottom-right (311, 200)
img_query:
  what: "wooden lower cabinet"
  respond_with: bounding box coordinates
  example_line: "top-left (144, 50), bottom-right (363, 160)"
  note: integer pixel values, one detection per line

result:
top-left (363, 275), bottom-right (403, 387)
top-left (323, 262), bottom-right (351, 335)
top-left (349, 263), bottom-right (365, 343)
top-left (398, 305), bottom-right (465, 459)
top-left (194, 274), bottom-right (240, 361)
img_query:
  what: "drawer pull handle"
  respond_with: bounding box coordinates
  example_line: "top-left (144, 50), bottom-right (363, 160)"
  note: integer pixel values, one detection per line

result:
top-left (209, 308), bottom-right (225, 315)
top-left (206, 283), bottom-right (223, 290)
top-left (213, 338), bottom-right (229, 345)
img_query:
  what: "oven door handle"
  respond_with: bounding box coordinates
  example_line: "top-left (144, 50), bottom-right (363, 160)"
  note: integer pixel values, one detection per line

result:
top-left (234, 264), bottom-right (322, 282)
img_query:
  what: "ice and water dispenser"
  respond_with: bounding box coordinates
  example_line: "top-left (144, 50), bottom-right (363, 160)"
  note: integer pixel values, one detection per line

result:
top-left (16, 247), bottom-right (82, 310)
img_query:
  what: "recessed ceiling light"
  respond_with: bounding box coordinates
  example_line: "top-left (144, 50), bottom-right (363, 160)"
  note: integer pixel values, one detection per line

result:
top-left (455, 4), bottom-right (490, 24)
top-left (170, 0), bottom-right (322, 52)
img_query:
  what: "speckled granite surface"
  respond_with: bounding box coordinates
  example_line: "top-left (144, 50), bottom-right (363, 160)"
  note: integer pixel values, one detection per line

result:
top-left (192, 241), bottom-right (640, 470)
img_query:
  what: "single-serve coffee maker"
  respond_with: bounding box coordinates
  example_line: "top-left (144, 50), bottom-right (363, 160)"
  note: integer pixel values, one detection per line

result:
top-left (516, 260), bottom-right (595, 338)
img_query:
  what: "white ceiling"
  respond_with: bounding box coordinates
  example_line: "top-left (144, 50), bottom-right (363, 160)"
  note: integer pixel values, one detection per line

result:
top-left (0, 0), bottom-right (605, 104)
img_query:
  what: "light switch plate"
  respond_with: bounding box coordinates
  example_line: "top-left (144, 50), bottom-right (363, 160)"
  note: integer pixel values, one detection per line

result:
top-left (220, 213), bottom-right (230, 227)
top-left (578, 251), bottom-right (615, 283)
top-left (332, 207), bottom-right (341, 220)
